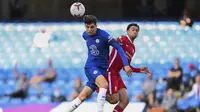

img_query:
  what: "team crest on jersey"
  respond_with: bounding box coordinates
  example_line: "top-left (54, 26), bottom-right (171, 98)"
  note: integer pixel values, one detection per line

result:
top-left (96, 39), bottom-right (100, 43)
top-left (93, 70), bottom-right (98, 74)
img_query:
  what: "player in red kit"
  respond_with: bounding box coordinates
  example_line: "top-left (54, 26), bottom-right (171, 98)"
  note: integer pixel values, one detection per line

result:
top-left (106, 23), bottom-right (152, 112)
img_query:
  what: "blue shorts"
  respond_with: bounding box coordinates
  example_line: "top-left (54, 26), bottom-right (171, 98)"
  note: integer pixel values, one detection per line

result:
top-left (84, 67), bottom-right (107, 91)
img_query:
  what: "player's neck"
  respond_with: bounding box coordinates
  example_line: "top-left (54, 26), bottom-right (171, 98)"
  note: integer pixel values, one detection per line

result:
top-left (127, 35), bottom-right (134, 43)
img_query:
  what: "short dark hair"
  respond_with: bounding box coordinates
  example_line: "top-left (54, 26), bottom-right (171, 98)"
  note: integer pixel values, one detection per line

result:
top-left (83, 15), bottom-right (98, 25)
top-left (126, 23), bottom-right (140, 31)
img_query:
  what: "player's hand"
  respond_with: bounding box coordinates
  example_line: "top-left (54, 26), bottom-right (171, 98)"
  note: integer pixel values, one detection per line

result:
top-left (140, 67), bottom-right (152, 78)
top-left (146, 72), bottom-right (152, 78)
top-left (140, 67), bottom-right (149, 73)
top-left (124, 65), bottom-right (133, 77)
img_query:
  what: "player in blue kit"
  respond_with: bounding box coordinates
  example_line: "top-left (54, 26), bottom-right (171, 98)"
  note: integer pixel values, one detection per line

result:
top-left (67, 15), bottom-right (132, 112)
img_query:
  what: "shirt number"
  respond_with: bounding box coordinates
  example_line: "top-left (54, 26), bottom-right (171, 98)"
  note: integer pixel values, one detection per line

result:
top-left (89, 45), bottom-right (99, 56)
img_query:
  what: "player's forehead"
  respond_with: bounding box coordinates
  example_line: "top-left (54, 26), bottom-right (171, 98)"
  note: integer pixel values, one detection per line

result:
top-left (85, 23), bottom-right (96, 27)
top-left (129, 25), bottom-right (139, 30)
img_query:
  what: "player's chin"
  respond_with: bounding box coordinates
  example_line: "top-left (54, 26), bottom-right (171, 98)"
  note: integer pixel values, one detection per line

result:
top-left (88, 32), bottom-right (95, 36)
top-left (131, 36), bottom-right (136, 39)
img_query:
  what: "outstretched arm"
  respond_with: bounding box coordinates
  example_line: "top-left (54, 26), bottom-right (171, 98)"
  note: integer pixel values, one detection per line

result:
top-left (109, 37), bottom-right (128, 66)
top-left (110, 39), bottom-right (133, 76)
top-left (131, 65), bottom-right (152, 77)
top-left (13, 61), bottom-right (19, 79)
top-left (130, 66), bottom-right (141, 73)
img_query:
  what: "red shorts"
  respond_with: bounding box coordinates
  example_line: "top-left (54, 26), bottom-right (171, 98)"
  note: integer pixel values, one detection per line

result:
top-left (105, 68), bottom-right (127, 94)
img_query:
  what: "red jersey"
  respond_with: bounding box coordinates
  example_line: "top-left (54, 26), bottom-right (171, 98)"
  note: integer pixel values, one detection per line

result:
top-left (108, 35), bottom-right (141, 73)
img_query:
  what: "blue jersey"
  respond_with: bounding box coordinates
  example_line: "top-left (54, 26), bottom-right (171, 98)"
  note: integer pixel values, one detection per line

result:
top-left (82, 28), bottom-right (128, 68)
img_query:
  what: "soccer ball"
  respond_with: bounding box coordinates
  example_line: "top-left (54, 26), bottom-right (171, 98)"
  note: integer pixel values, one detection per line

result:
top-left (70, 2), bottom-right (85, 17)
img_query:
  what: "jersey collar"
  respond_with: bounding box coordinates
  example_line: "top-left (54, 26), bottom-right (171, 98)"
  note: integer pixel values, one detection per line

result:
top-left (127, 35), bottom-right (133, 43)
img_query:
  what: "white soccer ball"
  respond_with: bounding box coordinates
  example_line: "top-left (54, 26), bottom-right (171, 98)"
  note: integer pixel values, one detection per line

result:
top-left (70, 2), bottom-right (85, 17)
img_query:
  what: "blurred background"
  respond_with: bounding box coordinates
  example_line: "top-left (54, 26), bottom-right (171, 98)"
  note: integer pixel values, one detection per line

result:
top-left (0, 0), bottom-right (200, 112)
top-left (0, 0), bottom-right (200, 21)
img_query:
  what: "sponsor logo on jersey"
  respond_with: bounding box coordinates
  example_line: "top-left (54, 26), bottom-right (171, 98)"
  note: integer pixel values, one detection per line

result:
top-left (115, 86), bottom-right (117, 91)
top-left (108, 36), bottom-right (113, 42)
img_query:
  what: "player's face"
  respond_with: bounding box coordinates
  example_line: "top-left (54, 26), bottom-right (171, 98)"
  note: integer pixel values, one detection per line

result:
top-left (85, 23), bottom-right (97, 36)
top-left (174, 58), bottom-right (179, 68)
top-left (196, 75), bottom-right (200, 83)
top-left (127, 26), bottom-right (139, 39)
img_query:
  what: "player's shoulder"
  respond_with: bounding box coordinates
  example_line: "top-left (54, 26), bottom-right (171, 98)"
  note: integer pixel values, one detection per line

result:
top-left (116, 35), bottom-right (127, 41)
top-left (82, 31), bottom-right (88, 37)
top-left (119, 35), bottom-right (128, 40)
top-left (98, 28), bottom-right (110, 37)
top-left (82, 31), bottom-right (88, 40)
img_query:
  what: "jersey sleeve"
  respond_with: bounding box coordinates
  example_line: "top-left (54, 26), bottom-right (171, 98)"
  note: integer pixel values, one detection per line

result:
top-left (82, 32), bottom-right (87, 40)
top-left (103, 32), bottom-right (128, 66)
top-left (115, 36), bottom-right (123, 45)
top-left (130, 66), bottom-right (141, 73)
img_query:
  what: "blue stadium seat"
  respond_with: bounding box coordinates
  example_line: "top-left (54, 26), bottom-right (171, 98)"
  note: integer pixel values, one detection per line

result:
top-left (130, 97), bottom-right (141, 102)
top-left (42, 87), bottom-right (53, 96)
top-left (156, 83), bottom-right (166, 92)
top-left (28, 87), bottom-right (38, 96)
top-left (189, 98), bottom-right (199, 108)
top-left (38, 95), bottom-right (51, 103)
top-left (10, 98), bottom-right (23, 104)
top-left (24, 96), bottom-right (38, 104)
top-left (0, 97), bottom-right (9, 104)
top-left (177, 99), bottom-right (189, 110)
top-left (155, 91), bottom-right (164, 100)
top-left (131, 73), bottom-right (147, 82)
top-left (0, 22), bottom-right (200, 105)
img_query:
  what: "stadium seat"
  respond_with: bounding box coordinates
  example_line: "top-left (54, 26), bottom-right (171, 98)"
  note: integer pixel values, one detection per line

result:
top-left (38, 95), bottom-right (51, 104)
top-left (0, 97), bottom-right (10, 104)
top-left (156, 83), bottom-right (166, 92)
top-left (177, 99), bottom-right (189, 110)
top-left (28, 87), bottom-right (38, 96)
top-left (189, 98), bottom-right (199, 108)
top-left (0, 22), bottom-right (200, 105)
top-left (24, 96), bottom-right (38, 104)
top-left (10, 98), bottom-right (23, 104)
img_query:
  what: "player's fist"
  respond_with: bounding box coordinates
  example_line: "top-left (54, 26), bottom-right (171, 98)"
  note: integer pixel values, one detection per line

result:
top-left (124, 65), bottom-right (133, 77)
top-left (140, 67), bottom-right (152, 78)
top-left (146, 72), bottom-right (152, 78)
top-left (140, 67), bottom-right (149, 73)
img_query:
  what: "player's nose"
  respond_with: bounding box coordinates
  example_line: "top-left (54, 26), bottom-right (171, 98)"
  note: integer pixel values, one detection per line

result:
top-left (88, 29), bottom-right (93, 32)
top-left (133, 31), bottom-right (137, 34)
